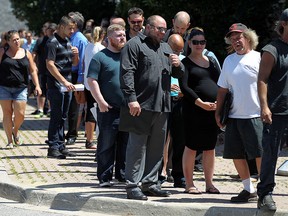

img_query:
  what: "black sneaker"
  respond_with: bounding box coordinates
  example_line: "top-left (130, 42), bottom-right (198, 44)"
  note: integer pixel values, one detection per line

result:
top-left (66, 137), bottom-right (76, 145)
top-left (60, 149), bottom-right (76, 157)
top-left (85, 140), bottom-right (97, 149)
top-left (31, 109), bottom-right (41, 115)
top-left (47, 149), bottom-right (66, 159)
top-left (258, 194), bottom-right (277, 211)
top-left (173, 178), bottom-right (186, 188)
top-left (230, 190), bottom-right (257, 203)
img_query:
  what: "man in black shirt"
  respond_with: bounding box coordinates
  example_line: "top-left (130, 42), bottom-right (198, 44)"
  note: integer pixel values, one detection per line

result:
top-left (120, 15), bottom-right (184, 200)
top-left (46, 16), bottom-right (79, 159)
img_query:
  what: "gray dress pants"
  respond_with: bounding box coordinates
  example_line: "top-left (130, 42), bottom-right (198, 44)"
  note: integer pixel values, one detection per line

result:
top-left (125, 112), bottom-right (168, 190)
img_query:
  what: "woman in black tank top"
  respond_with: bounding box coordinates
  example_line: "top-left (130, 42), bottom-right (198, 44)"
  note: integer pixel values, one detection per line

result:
top-left (0, 30), bottom-right (42, 149)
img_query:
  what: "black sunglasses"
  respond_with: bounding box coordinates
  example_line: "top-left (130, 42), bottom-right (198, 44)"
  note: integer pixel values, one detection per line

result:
top-left (191, 40), bottom-right (207, 45)
top-left (130, 20), bottom-right (142, 25)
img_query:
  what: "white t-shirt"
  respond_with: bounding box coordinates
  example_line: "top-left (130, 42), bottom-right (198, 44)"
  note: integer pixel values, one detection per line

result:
top-left (217, 50), bottom-right (261, 118)
top-left (83, 42), bottom-right (105, 90)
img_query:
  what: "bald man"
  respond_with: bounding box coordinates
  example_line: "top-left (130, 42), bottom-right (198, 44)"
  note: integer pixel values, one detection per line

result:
top-left (163, 11), bottom-right (191, 55)
top-left (164, 34), bottom-right (186, 188)
top-left (120, 15), bottom-right (184, 200)
top-left (110, 16), bottom-right (126, 27)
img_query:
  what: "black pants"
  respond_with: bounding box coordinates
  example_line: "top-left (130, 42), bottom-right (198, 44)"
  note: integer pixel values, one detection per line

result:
top-left (65, 72), bottom-right (79, 140)
top-left (170, 98), bottom-right (186, 181)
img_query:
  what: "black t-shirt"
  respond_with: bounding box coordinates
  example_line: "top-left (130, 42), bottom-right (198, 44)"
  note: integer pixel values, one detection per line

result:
top-left (262, 39), bottom-right (288, 115)
top-left (33, 36), bottom-right (49, 74)
top-left (0, 49), bottom-right (29, 88)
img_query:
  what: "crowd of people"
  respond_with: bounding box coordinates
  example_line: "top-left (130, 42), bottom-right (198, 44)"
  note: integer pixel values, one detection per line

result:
top-left (0, 6), bottom-right (288, 212)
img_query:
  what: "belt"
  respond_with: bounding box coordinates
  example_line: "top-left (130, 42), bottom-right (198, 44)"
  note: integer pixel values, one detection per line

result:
top-left (172, 96), bottom-right (182, 101)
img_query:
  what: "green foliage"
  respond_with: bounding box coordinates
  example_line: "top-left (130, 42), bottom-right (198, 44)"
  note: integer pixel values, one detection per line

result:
top-left (9, 0), bottom-right (287, 62)
top-left (116, 0), bottom-right (286, 63)
top-left (10, 0), bottom-right (116, 35)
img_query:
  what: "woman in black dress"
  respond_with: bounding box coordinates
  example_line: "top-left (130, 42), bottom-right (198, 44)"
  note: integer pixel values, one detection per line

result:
top-left (180, 28), bottom-right (220, 194)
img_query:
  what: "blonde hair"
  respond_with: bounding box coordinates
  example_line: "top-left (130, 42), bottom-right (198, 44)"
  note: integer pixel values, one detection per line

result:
top-left (224, 28), bottom-right (259, 54)
top-left (92, 26), bottom-right (105, 43)
top-left (107, 24), bottom-right (125, 37)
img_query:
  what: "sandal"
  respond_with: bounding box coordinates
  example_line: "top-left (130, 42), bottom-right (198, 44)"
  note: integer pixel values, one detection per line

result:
top-left (206, 186), bottom-right (220, 194)
top-left (184, 187), bottom-right (202, 194)
top-left (12, 132), bottom-right (23, 146)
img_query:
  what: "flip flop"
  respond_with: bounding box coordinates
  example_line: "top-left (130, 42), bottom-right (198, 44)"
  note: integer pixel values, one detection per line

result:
top-left (184, 187), bottom-right (202, 194)
top-left (206, 186), bottom-right (220, 194)
top-left (12, 132), bottom-right (23, 146)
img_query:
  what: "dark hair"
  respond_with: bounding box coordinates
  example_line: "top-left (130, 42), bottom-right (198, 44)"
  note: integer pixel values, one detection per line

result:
top-left (5, 30), bottom-right (18, 41)
top-left (59, 16), bottom-right (75, 27)
top-left (189, 28), bottom-right (205, 40)
top-left (128, 7), bottom-right (144, 17)
top-left (48, 23), bottom-right (57, 31)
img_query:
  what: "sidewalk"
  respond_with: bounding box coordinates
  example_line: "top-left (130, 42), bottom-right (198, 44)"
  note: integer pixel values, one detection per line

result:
top-left (0, 97), bottom-right (288, 216)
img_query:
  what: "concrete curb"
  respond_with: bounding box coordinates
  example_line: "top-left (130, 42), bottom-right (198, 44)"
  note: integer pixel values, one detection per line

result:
top-left (0, 178), bottom-right (287, 216)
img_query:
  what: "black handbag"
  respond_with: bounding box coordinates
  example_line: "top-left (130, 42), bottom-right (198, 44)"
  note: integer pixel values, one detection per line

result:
top-left (220, 91), bottom-right (233, 125)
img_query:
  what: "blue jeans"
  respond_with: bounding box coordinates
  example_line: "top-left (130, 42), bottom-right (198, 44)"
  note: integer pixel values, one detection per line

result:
top-left (257, 115), bottom-right (288, 199)
top-left (47, 89), bottom-right (72, 150)
top-left (96, 107), bottom-right (128, 182)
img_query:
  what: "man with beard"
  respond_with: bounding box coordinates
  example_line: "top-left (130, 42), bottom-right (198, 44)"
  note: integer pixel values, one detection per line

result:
top-left (87, 24), bottom-right (129, 187)
top-left (163, 11), bottom-right (190, 55)
top-left (120, 15), bottom-right (184, 200)
top-left (126, 7), bottom-right (144, 41)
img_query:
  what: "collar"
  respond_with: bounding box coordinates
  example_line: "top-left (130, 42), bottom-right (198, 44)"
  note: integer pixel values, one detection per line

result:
top-left (70, 30), bottom-right (80, 40)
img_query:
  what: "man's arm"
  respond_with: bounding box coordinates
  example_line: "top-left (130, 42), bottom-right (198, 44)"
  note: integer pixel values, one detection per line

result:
top-left (27, 50), bottom-right (41, 96)
top-left (120, 43), bottom-right (141, 116)
top-left (215, 87), bottom-right (229, 129)
top-left (257, 52), bottom-right (274, 124)
top-left (71, 46), bottom-right (79, 67)
top-left (169, 54), bottom-right (185, 79)
top-left (87, 77), bottom-right (112, 112)
top-left (46, 59), bottom-right (76, 91)
top-left (76, 40), bottom-right (87, 83)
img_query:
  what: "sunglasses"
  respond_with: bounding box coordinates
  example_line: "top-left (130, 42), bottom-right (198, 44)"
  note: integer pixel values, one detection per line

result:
top-left (130, 20), bottom-right (142, 25)
top-left (149, 24), bottom-right (167, 33)
top-left (191, 40), bottom-right (207, 45)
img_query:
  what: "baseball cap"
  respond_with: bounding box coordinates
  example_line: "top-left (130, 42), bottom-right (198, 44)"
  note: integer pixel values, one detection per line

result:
top-left (280, 8), bottom-right (288, 21)
top-left (225, 23), bottom-right (248, 38)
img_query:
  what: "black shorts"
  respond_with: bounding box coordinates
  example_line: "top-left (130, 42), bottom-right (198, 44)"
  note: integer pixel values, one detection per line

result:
top-left (223, 118), bottom-right (263, 159)
top-left (85, 88), bottom-right (96, 123)
top-left (38, 73), bottom-right (47, 97)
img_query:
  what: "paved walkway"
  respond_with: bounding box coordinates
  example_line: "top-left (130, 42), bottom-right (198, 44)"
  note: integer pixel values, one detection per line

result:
top-left (0, 97), bottom-right (288, 216)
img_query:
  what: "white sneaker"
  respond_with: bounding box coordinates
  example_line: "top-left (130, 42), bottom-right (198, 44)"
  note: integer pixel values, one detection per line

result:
top-left (6, 143), bottom-right (13, 149)
top-left (99, 181), bottom-right (112, 187)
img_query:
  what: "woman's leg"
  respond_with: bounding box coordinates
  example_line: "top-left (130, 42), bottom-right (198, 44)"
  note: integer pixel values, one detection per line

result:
top-left (182, 146), bottom-right (196, 190)
top-left (12, 100), bottom-right (26, 139)
top-left (203, 149), bottom-right (216, 189)
top-left (0, 100), bottom-right (14, 144)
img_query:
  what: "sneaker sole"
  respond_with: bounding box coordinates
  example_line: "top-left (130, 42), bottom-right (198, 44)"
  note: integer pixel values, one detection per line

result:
top-left (230, 196), bottom-right (258, 203)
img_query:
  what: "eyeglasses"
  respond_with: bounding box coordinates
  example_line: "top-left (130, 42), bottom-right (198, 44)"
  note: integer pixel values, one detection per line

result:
top-left (130, 20), bottom-right (142, 25)
top-left (191, 40), bottom-right (207, 45)
top-left (229, 36), bottom-right (244, 43)
top-left (149, 24), bottom-right (167, 33)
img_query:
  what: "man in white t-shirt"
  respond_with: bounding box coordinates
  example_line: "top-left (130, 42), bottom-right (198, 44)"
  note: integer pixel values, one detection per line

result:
top-left (215, 23), bottom-right (263, 203)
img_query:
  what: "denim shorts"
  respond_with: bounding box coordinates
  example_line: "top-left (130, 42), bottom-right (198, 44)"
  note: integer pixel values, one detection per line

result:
top-left (223, 118), bottom-right (263, 159)
top-left (0, 85), bottom-right (28, 101)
